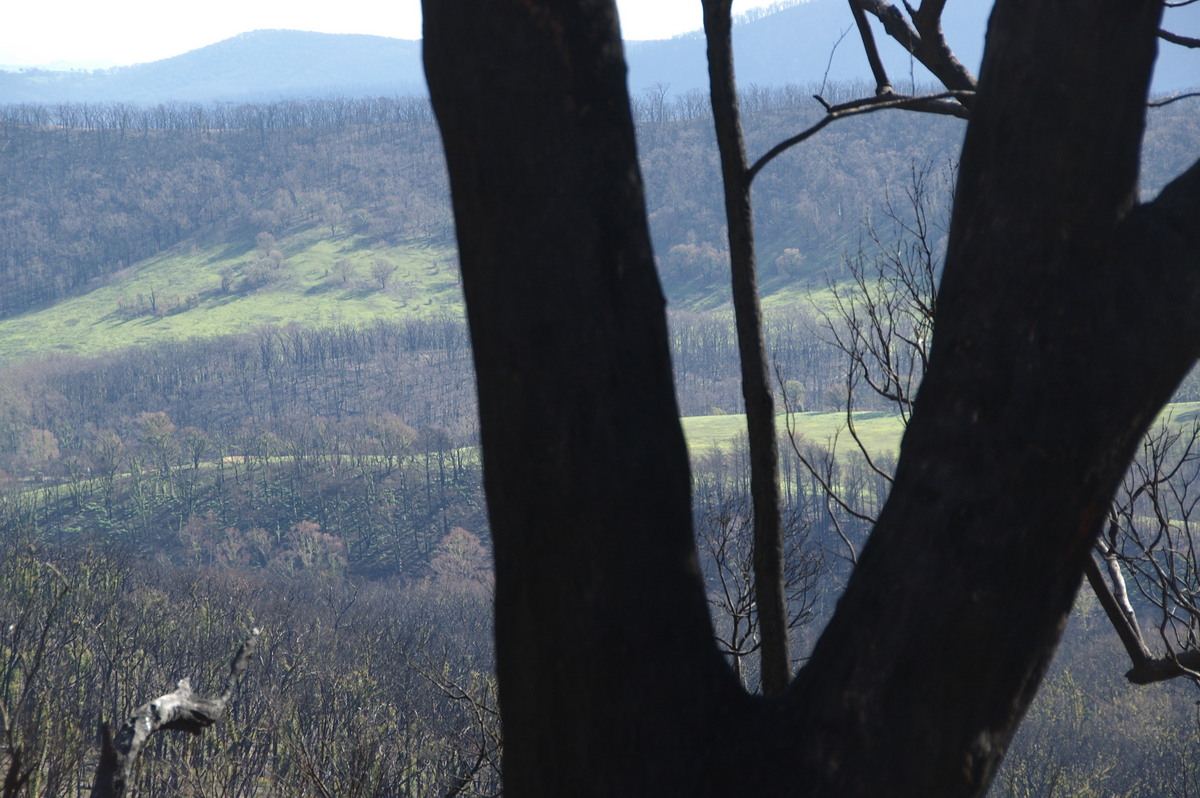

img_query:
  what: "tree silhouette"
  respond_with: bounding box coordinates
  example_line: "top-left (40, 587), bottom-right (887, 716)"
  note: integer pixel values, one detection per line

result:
top-left (422, 0), bottom-right (1199, 795)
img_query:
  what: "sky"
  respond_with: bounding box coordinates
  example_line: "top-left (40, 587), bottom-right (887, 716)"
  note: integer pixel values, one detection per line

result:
top-left (1, 0), bottom-right (785, 68)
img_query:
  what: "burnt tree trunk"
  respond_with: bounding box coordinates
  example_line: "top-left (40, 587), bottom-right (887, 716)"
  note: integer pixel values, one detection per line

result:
top-left (421, 0), bottom-right (1200, 795)
top-left (422, 3), bottom-right (747, 794)
top-left (702, 0), bottom-right (789, 697)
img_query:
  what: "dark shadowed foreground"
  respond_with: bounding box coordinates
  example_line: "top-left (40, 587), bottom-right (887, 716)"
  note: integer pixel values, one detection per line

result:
top-left (421, 0), bottom-right (1200, 795)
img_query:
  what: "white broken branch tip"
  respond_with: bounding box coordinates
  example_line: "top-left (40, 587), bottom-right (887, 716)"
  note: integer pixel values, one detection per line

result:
top-left (89, 631), bottom-right (261, 798)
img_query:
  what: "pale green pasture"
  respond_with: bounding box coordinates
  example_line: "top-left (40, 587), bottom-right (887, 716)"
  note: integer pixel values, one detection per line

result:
top-left (0, 231), bottom-right (460, 365)
top-left (682, 401), bottom-right (1200, 462)
top-left (682, 410), bottom-right (905, 459)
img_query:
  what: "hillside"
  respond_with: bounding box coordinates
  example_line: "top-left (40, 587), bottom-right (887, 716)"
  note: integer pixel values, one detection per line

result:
top-left (6, 87), bottom-right (1198, 333)
top-left (1, 10), bottom-right (1198, 794)
top-left (0, 231), bottom-right (458, 366)
top-left (0, 89), bottom-right (981, 325)
top-left (0, 96), bottom-right (451, 321)
top-left (0, 30), bottom-right (425, 104)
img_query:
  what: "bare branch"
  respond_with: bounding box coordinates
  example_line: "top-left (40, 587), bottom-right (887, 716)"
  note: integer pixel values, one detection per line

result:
top-left (855, 0), bottom-right (978, 96)
top-left (1149, 91), bottom-right (1200, 108)
top-left (1083, 551), bottom-right (1153, 674)
top-left (847, 0), bottom-right (895, 95)
top-left (89, 629), bottom-right (260, 798)
top-left (1159, 28), bottom-right (1200, 47)
top-left (747, 90), bottom-right (972, 183)
top-left (702, 0), bottom-right (790, 698)
top-left (1126, 649), bottom-right (1200, 685)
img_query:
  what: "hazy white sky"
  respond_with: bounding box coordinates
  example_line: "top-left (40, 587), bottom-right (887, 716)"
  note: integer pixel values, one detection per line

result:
top-left (1, 0), bottom-right (782, 68)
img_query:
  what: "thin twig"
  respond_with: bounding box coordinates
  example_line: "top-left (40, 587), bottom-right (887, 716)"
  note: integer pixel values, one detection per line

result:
top-left (1149, 91), bottom-right (1200, 108)
top-left (747, 90), bottom-right (973, 183)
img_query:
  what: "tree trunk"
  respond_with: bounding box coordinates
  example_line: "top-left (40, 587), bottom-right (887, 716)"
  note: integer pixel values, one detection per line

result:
top-left (423, 3), bottom-right (748, 794)
top-left (421, 0), bottom-right (1200, 795)
top-left (701, 0), bottom-right (789, 697)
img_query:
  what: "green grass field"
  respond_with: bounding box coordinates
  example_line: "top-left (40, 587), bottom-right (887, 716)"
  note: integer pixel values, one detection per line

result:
top-left (0, 230), bottom-right (460, 366)
top-left (682, 409), bottom-right (905, 459)
top-left (682, 401), bottom-right (1200, 462)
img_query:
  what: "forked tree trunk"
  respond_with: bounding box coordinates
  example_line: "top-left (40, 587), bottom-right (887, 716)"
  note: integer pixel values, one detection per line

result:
top-left (421, 0), bottom-right (1200, 795)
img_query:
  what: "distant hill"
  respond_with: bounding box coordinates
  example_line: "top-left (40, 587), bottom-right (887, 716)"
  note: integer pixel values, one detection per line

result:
top-left (3, 1), bottom-right (1195, 105)
top-left (0, 30), bottom-right (426, 104)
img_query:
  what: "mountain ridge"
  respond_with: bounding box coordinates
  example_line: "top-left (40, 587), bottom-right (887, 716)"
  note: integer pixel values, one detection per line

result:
top-left (2, 2), bottom-right (1192, 105)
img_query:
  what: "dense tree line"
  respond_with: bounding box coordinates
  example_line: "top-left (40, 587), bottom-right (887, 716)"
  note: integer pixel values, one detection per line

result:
top-left (0, 308), bottom-right (886, 489)
top-left (0, 319), bottom-right (482, 579)
top-left (0, 309), bottom-right (850, 584)
top-left (0, 309), bottom-right (838, 460)
top-left (0, 97), bottom-right (449, 318)
top-left (0, 317), bottom-right (474, 443)
top-left (0, 89), bottom-right (966, 319)
top-left (7, 88), bottom-right (1192, 323)
top-left (0, 541), bottom-right (499, 796)
top-left (5, 90), bottom-right (1193, 321)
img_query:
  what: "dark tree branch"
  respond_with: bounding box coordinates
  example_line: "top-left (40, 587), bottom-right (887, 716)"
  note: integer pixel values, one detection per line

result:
top-left (784, 0), bottom-right (1184, 792)
top-left (1159, 27), bottom-right (1200, 46)
top-left (1144, 153), bottom-right (1200, 231)
top-left (752, 0), bottom-right (976, 194)
top-left (1124, 650), bottom-right (1200, 685)
top-left (856, 0), bottom-right (977, 98)
top-left (701, 0), bottom-right (790, 699)
top-left (1, 748), bottom-right (31, 798)
top-left (423, 2), bottom-right (747, 793)
top-left (1149, 91), bottom-right (1200, 107)
top-left (847, 0), bottom-right (895, 94)
top-left (747, 90), bottom-right (972, 184)
top-left (89, 629), bottom-right (260, 798)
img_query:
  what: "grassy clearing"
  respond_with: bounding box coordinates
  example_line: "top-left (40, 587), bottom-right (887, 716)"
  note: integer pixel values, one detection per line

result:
top-left (0, 228), bottom-right (461, 366)
top-left (682, 409), bottom-right (905, 460)
top-left (683, 401), bottom-right (1200, 462)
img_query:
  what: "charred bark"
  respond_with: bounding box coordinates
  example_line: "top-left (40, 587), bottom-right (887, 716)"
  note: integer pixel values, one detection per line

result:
top-left (701, 0), bottom-right (790, 698)
top-left (422, 0), bottom-right (1200, 795)
top-left (423, 3), bottom-right (748, 794)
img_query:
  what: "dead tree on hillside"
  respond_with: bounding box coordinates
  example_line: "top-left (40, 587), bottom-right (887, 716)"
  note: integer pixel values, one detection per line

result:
top-left (89, 629), bottom-right (259, 798)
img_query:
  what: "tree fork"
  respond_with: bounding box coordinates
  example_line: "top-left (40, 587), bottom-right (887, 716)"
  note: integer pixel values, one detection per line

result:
top-left (422, 0), bottom-right (1200, 795)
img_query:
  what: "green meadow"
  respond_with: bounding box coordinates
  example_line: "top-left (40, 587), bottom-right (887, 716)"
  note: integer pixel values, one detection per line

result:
top-left (682, 401), bottom-right (1200, 462)
top-left (0, 231), bottom-right (460, 366)
top-left (682, 409), bottom-right (905, 459)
